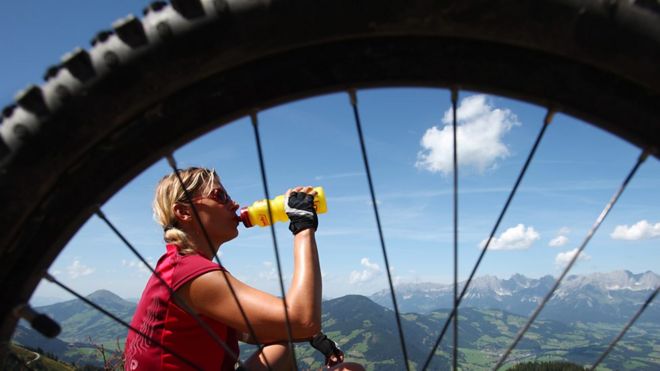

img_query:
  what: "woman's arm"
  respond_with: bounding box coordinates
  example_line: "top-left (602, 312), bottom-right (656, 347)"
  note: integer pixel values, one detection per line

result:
top-left (177, 188), bottom-right (322, 341)
top-left (178, 229), bottom-right (321, 340)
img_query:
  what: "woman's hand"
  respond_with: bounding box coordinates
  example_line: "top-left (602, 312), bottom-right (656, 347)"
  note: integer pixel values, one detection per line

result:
top-left (285, 186), bottom-right (318, 235)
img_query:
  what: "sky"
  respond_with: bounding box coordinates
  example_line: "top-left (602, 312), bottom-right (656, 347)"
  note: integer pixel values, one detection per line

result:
top-left (1, 1), bottom-right (658, 305)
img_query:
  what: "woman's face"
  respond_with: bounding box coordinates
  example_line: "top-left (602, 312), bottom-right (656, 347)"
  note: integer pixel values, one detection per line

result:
top-left (190, 180), bottom-right (240, 248)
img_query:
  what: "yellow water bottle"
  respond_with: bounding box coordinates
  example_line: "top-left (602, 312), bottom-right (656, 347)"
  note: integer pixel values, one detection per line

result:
top-left (239, 187), bottom-right (327, 228)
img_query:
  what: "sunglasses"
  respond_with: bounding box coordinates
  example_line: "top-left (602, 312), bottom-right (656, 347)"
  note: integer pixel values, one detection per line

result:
top-left (190, 188), bottom-right (232, 205)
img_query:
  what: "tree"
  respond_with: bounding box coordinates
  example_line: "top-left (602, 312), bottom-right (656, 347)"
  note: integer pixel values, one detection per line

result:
top-left (87, 336), bottom-right (125, 370)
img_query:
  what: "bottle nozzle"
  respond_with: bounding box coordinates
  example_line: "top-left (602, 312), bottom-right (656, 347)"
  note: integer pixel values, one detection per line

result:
top-left (239, 207), bottom-right (253, 228)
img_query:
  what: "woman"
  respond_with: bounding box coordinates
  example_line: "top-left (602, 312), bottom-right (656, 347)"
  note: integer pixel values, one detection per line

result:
top-left (124, 167), bottom-right (363, 370)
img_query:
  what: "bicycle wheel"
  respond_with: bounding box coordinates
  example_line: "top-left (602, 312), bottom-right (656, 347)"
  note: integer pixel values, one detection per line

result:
top-left (1, 0), bottom-right (659, 353)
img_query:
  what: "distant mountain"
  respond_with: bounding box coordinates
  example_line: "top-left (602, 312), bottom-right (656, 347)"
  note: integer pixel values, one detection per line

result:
top-left (291, 295), bottom-right (659, 370)
top-left (12, 276), bottom-right (660, 370)
top-left (370, 270), bottom-right (660, 323)
top-left (29, 296), bottom-right (69, 307)
top-left (35, 289), bottom-right (136, 343)
top-left (319, 295), bottom-right (451, 369)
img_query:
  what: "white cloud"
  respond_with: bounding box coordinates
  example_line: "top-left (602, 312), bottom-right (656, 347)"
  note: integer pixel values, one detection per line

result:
top-left (122, 258), bottom-right (154, 275)
top-left (549, 235), bottom-right (569, 247)
top-left (67, 259), bottom-right (94, 279)
top-left (610, 220), bottom-right (660, 241)
top-left (349, 258), bottom-right (382, 284)
top-left (558, 227), bottom-right (571, 235)
top-left (389, 266), bottom-right (404, 286)
top-left (480, 224), bottom-right (539, 251)
top-left (362, 258), bottom-right (380, 271)
top-left (367, 199), bottom-right (383, 207)
top-left (416, 94), bottom-right (520, 175)
top-left (258, 261), bottom-right (278, 281)
top-left (555, 248), bottom-right (591, 267)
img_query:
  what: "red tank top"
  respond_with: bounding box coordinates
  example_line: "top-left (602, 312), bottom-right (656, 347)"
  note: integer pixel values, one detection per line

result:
top-left (124, 244), bottom-right (239, 370)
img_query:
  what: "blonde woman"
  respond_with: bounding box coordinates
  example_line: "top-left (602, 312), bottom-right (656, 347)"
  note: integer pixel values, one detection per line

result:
top-left (124, 167), bottom-right (363, 371)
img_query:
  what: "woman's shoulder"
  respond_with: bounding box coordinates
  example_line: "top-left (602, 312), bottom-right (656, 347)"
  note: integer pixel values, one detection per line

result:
top-left (165, 245), bottom-right (227, 290)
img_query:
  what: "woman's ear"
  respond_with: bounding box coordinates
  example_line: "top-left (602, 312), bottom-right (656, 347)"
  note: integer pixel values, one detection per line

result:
top-left (173, 203), bottom-right (192, 223)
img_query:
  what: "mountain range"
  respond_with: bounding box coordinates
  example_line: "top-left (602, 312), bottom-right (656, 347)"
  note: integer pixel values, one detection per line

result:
top-left (12, 270), bottom-right (659, 369)
top-left (243, 293), bottom-right (659, 370)
top-left (370, 270), bottom-right (660, 323)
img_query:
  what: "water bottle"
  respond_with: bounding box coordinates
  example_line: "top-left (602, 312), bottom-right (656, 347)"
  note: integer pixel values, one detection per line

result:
top-left (239, 187), bottom-right (327, 228)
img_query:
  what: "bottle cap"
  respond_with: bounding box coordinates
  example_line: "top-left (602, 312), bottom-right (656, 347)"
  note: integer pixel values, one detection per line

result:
top-left (239, 207), bottom-right (253, 228)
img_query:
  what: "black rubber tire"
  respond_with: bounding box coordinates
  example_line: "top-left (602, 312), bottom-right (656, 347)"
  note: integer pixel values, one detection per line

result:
top-left (1, 0), bottom-right (659, 344)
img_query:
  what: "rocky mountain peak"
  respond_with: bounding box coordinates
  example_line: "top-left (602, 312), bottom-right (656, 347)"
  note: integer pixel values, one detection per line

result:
top-left (370, 270), bottom-right (659, 323)
top-left (560, 270), bottom-right (659, 292)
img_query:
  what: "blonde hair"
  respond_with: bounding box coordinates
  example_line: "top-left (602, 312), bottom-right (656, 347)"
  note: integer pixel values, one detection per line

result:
top-left (153, 167), bottom-right (217, 255)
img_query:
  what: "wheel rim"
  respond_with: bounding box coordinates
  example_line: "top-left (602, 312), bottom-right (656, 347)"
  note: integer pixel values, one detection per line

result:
top-left (1, 0), bottom-right (659, 368)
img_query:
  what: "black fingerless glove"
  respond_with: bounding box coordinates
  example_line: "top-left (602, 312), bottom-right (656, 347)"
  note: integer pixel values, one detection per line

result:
top-left (285, 192), bottom-right (318, 235)
top-left (310, 332), bottom-right (344, 367)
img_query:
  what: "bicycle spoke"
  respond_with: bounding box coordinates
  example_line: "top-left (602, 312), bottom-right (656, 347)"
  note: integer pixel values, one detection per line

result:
top-left (349, 89), bottom-right (411, 371)
top-left (250, 112), bottom-right (298, 370)
top-left (589, 286), bottom-right (659, 370)
top-left (165, 154), bottom-right (272, 370)
top-left (43, 273), bottom-right (203, 371)
top-left (95, 208), bottom-right (252, 369)
top-left (493, 150), bottom-right (649, 370)
top-left (451, 87), bottom-right (459, 371)
top-left (422, 108), bottom-right (555, 370)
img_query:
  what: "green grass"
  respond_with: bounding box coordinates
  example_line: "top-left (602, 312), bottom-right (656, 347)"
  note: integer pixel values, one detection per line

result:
top-left (460, 347), bottom-right (493, 368)
top-left (9, 344), bottom-right (75, 371)
top-left (338, 329), bottom-right (364, 345)
top-left (430, 312), bottom-right (450, 320)
top-left (623, 359), bottom-right (650, 370)
top-left (351, 340), bottom-right (369, 354)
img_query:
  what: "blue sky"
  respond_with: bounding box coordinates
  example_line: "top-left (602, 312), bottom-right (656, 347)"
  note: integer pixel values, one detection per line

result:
top-left (2, 1), bottom-right (658, 304)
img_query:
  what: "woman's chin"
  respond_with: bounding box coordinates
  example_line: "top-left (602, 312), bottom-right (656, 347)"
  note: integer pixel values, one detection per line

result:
top-left (223, 229), bottom-right (239, 243)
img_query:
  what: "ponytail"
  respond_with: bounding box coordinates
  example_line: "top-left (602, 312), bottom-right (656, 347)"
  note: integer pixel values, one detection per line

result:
top-left (153, 167), bottom-right (216, 254)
